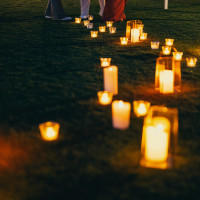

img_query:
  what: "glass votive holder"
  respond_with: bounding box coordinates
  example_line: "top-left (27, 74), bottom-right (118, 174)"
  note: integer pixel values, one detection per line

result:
top-left (39, 121), bottom-right (60, 141)
top-left (106, 21), bottom-right (113, 27)
top-left (109, 27), bottom-right (116, 34)
top-left (133, 101), bottom-right (151, 117)
top-left (83, 20), bottom-right (90, 26)
top-left (173, 52), bottom-right (183, 61)
top-left (120, 37), bottom-right (129, 45)
top-left (186, 57), bottom-right (197, 67)
top-left (99, 26), bottom-right (106, 32)
top-left (165, 38), bottom-right (174, 46)
top-left (151, 41), bottom-right (160, 49)
top-left (87, 23), bottom-right (93, 29)
top-left (97, 91), bottom-right (113, 105)
top-left (75, 18), bottom-right (81, 24)
top-left (100, 58), bottom-right (111, 67)
top-left (88, 15), bottom-right (94, 20)
top-left (137, 24), bottom-right (144, 34)
top-left (140, 33), bottom-right (148, 40)
top-left (162, 46), bottom-right (171, 55)
top-left (90, 31), bottom-right (98, 38)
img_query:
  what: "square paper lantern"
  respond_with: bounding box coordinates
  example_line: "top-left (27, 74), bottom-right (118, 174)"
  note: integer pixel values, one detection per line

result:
top-left (140, 106), bottom-right (178, 169)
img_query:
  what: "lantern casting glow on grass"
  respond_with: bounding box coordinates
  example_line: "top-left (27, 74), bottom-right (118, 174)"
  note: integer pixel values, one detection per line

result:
top-left (75, 18), bottom-right (81, 24)
top-left (140, 33), bottom-right (147, 40)
top-left (112, 100), bottom-right (131, 130)
top-left (109, 27), bottom-right (116, 34)
top-left (186, 57), bottom-right (197, 67)
top-left (100, 58), bottom-right (111, 67)
top-left (97, 91), bottom-right (113, 105)
top-left (87, 23), bottom-right (93, 29)
top-left (106, 21), bottom-right (113, 27)
top-left (140, 106), bottom-right (178, 169)
top-left (162, 46), bottom-right (171, 55)
top-left (151, 41), bottom-right (160, 49)
top-left (90, 31), bottom-right (98, 38)
top-left (83, 20), bottom-right (90, 26)
top-left (133, 101), bottom-right (151, 117)
top-left (165, 38), bottom-right (174, 46)
top-left (99, 26), bottom-right (106, 32)
top-left (88, 15), bottom-right (93, 20)
top-left (120, 37), bottom-right (128, 45)
top-left (39, 122), bottom-right (60, 141)
top-left (131, 28), bottom-right (140, 43)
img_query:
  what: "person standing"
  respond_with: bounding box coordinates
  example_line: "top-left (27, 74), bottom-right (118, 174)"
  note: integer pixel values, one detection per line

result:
top-left (45, 0), bottom-right (72, 20)
top-left (80, 0), bottom-right (105, 19)
top-left (103, 0), bottom-right (127, 22)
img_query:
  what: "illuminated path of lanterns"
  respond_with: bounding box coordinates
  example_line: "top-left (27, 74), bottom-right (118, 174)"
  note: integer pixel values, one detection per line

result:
top-left (39, 16), bottom-right (198, 170)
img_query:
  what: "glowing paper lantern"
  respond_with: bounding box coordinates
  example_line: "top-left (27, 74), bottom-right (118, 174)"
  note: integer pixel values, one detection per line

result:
top-left (131, 28), bottom-right (140, 43)
top-left (120, 37), bottom-right (128, 45)
top-left (126, 21), bottom-right (132, 38)
top-left (186, 57), bottom-right (197, 67)
top-left (39, 122), bottom-right (60, 141)
top-left (159, 70), bottom-right (174, 94)
top-left (99, 26), bottom-right (106, 32)
top-left (90, 31), bottom-right (98, 38)
top-left (112, 100), bottom-right (131, 130)
top-left (165, 38), bottom-right (174, 46)
top-left (162, 46), bottom-right (171, 55)
top-left (140, 33), bottom-right (147, 40)
top-left (83, 20), bottom-right (90, 26)
top-left (75, 18), bottom-right (81, 24)
top-left (97, 91), bottom-right (113, 105)
top-left (100, 58), bottom-right (111, 67)
top-left (133, 101), bottom-right (151, 117)
top-left (151, 41), bottom-right (160, 49)
top-left (106, 21), bottom-right (113, 27)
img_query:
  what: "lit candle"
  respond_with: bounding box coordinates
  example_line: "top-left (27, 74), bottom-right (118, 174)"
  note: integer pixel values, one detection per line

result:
top-left (165, 38), bottom-right (174, 46)
top-left (159, 70), bottom-right (174, 94)
top-left (120, 37), bottom-right (129, 45)
top-left (126, 22), bottom-right (131, 38)
top-left (112, 100), bottom-right (131, 130)
top-left (88, 15), bottom-right (93, 20)
top-left (131, 28), bottom-right (140, 43)
top-left (99, 26), bottom-right (106, 32)
top-left (103, 66), bottom-right (118, 95)
top-left (151, 41), bottom-right (160, 49)
top-left (39, 122), bottom-right (60, 141)
top-left (83, 20), bottom-right (90, 26)
top-left (137, 24), bottom-right (144, 34)
top-left (133, 101), bottom-right (151, 117)
top-left (75, 18), bottom-right (81, 24)
top-left (100, 58), bottom-right (111, 67)
top-left (106, 21), bottom-right (113, 27)
top-left (87, 23), bottom-right (93, 29)
top-left (140, 33), bottom-right (147, 40)
top-left (173, 52), bottom-right (183, 61)
top-left (109, 27), bottom-right (116, 34)
top-left (162, 46), bottom-right (171, 55)
top-left (97, 91), bottom-right (113, 105)
top-left (186, 57), bottom-right (197, 67)
top-left (90, 31), bottom-right (98, 38)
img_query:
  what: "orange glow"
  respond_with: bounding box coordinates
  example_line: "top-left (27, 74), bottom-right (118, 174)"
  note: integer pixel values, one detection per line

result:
top-left (140, 33), bottom-right (147, 40)
top-left (99, 26), bottom-right (106, 32)
top-left (126, 24), bottom-right (131, 38)
top-left (133, 101), bottom-right (151, 117)
top-left (97, 91), bottom-right (113, 105)
top-left (162, 46), bottom-right (171, 55)
top-left (120, 37), bottom-right (128, 45)
top-left (109, 27), bottom-right (116, 34)
top-left (106, 21), bottom-right (113, 27)
top-left (100, 58), bottom-right (111, 67)
top-left (186, 57), bottom-right (197, 67)
top-left (90, 31), bottom-right (98, 38)
top-left (173, 52), bottom-right (183, 61)
top-left (159, 70), bottom-right (174, 94)
top-left (165, 38), bottom-right (174, 46)
top-left (83, 20), bottom-right (90, 26)
top-left (88, 15), bottom-right (93, 20)
top-left (75, 18), bottom-right (81, 24)
top-left (131, 28), bottom-right (140, 43)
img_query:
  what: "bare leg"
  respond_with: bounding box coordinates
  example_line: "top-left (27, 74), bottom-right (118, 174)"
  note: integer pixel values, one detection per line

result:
top-left (80, 0), bottom-right (90, 18)
top-left (99, 0), bottom-right (105, 16)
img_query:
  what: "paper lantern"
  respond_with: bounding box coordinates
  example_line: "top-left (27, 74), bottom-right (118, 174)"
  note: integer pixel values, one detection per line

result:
top-left (99, 26), bottom-right (106, 32)
top-left (87, 23), bottom-right (93, 29)
top-left (100, 58), bottom-right (111, 67)
top-left (106, 21), bottom-right (113, 27)
top-left (140, 106), bottom-right (178, 169)
top-left (120, 37), bottom-right (128, 45)
top-left (83, 20), bottom-right (90, 26)
top-left (151, 41), bottom-right (160, 49)
top-left (140, 33), bottom-right (147, 40)
top-left (97, 91), bottom-right (113, 105)
top-left (186, 57), bottom-right (197, 67)
top-left (165, 38), bottom-right (174, 46)
top-left (162, 46), bottom-right (171, 55)
top-left (90, 31), bottom-right (98, 38)
top-left (75, 18), bottom-right (81, 24)
top-left (88, 15), bottom-right (93, 20)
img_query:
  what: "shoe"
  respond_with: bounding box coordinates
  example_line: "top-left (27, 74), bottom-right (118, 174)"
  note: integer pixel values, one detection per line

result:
top-left (61, 16), bottom-right (72, 21)
top-left (45, 16), bottom-right (53, 19)
top-left (80, 15), bottom-right (88, 19)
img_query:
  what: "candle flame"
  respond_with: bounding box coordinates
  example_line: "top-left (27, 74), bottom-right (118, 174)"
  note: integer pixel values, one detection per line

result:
top-left (119, 101), bottom-right (124, 108)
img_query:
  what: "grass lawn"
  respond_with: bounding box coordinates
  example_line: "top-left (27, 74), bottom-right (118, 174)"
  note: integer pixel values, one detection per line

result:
top-left (0, 0), bottom-right (200, 199)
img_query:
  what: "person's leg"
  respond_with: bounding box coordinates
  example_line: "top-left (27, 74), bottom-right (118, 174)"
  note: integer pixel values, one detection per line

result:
top-left (45, 0), bottom-right (52, 17)
top-left (99, 0), bottom-right (105, 16)
top-left (51, 0), bottom-right (66, 20)
top-left (80, 0), bottom-right (90, 18)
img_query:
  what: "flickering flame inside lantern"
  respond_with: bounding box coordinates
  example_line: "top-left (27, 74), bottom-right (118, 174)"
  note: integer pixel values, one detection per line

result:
top-left (162, 46), bottom-right (171, 55)
top-left (165, 38), bottom-right (174, 46)
top-left (151, 41), bottom-right (159, 49)
top-left (119, 100), bottom-right (124, 108)
top-left (186, 58), bottom-right (197, 67)
top-left (173, 52), bottom-right (183, 61)
top-left (88, 15), bottom-right (93, 20)
top-left (99, 26), bottom-right (106, 32)
top-left (100, 58), bottom-right (111, 67)
top-left (140, 33), bottom-right (147, 40)
top-left (120, 37), bottom-right (128, 45)
top-left (137, 103), bottom-right (147, 115)
top-left (106, 21), bottom-right (113, 27)
top-left (83, 20), bottom-right (90, 26)
top-left (98, 91), bottom-right (113, 105)
top-left (75, 18), bottom-right (81, 23)
top-left (91, 31), bottom-right (98, 38)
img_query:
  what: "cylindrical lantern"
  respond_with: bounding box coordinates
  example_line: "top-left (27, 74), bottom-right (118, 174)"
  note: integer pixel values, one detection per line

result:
top-left (90, 31), bottom-right (98, 38)
top-left (75, 18), bottom-right (81, 24)
top-left (159, 70), bottom-right (174, 94)
top-left (151, 41), bottom-right (160, 49)
top-left (109, 27), bottom-right (116, 34)
top-left (140, 33), bottom-right (147, 40)
top-left (120, 37), bottom-right (129, 45)
top-left (131, 28), bottom-right (140, 43)
top-left (87, 23), bottom-right (93, 29)
top-left (83, 20), bottom-right (90, 26)
top-left (186, 57), bottom-right (197, 67)
top-left (88, 15), bottom-right (93, 20)
top-left (162, 46), bottom-right (171, 55)
top-left (100, 58), bottom-right (111, 67)
top-left (112, 100), bottom-right (131, 130)
top-left (103, 66), bottom-right (118, 95)
top-left (99, 26), bottom-right (106, 32)
top-left (140, 105), bottom-right (178, 169)
top-left (97, 91), bottom-right (113, 105)
top-left (165, 38), bottom-right (174, 46)
top-left (106, 21), bottom-right (113, 27)
top-left (39, 121), bottom-right (60, 141)
top-left (133, 100), bottom-right (151, 117)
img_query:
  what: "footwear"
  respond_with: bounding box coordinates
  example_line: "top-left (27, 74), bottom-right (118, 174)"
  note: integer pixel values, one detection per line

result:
top-left (80, 15), bottom-right (88, 19)
top-left (45, 16), bottom-right (53, 19)
top-left (61, 16), bottom-right (72, 21)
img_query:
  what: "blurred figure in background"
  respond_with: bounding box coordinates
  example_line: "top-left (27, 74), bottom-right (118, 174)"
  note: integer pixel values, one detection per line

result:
top-left (103, 0), bottom-right (127, 22)
top-left (45, 0), bottom-right (72, 20)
